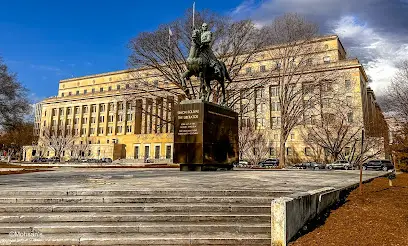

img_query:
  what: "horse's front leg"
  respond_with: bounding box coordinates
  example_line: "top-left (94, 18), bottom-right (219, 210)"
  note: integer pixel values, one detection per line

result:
top-left (205, 78), bottom-right (212, 102)
top-left (200, 76), bottom-right (207, 101)
top-left (181, 71), bottom-right (192, 100)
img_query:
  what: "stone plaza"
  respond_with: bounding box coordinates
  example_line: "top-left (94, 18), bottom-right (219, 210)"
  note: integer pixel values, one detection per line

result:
top-left (0, 168), bottom-right (386, 245)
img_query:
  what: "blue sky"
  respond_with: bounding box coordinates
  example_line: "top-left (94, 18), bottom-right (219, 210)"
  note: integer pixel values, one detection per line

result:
top-left (2, 0), bottom-right (408, 102)
top-left (0, 0), bottom-right (242, 102)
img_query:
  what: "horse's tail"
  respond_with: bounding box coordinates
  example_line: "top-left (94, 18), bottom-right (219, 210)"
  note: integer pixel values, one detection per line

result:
top-left (221, 62), bottom-right (232, 82)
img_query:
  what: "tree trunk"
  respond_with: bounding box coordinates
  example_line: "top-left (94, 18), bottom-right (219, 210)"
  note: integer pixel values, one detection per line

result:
top-left (279, 131), bottom-right (286, 168)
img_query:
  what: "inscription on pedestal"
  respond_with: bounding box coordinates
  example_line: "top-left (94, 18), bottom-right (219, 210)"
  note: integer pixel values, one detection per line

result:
top-left (173, 100), bottom-right (239, 170)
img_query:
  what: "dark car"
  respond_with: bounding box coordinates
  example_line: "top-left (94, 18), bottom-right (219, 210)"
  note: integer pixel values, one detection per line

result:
top-left (258, 158), bottom-right (279, 168)
top-left (363, 160), bottom-right (394, 171)
top-left (100, 158), bottom-right (112, 163)
top-left (293, 162), bottom-right (325, 170)
top-left (48, 156), bottom-right (60, 163)
top-left (31, 157), bottom-right (48, 163)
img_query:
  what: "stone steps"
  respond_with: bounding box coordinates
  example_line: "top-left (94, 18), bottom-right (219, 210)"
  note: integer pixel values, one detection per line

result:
top-left (0, 203), bottom-right (270, 213)
top-left (0, 212), bottom-right (270, 223)
top-left (0, 189), bottom-right (274, 245)
top-left (0, 221), bottom-right (270, 234)
top-left (0, 196), bottom-right (274, 204)
top-left (1, 232), bottom-right (270, 245)
top-left (0, 190), bottom-right (288, 197)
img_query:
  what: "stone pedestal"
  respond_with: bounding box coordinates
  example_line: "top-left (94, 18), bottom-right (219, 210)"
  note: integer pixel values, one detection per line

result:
top-left (173, 100), bottom-right (239, 171)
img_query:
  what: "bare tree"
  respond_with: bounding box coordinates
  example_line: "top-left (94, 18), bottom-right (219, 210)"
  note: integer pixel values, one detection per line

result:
top-left (71, 141), bottom-right (91, 159)
top-left (40, 127), bottom-right (75, 159)
top-left (0, 57), bottom-right (30, 129)
top-left (126, 8), bottom-right (264, 127)
top-left (239, 122), bottom-right (271, 165)
top-left (261, 13), bottom-right (338, 167)
top-left (383, 60), bottom-right (408, 121)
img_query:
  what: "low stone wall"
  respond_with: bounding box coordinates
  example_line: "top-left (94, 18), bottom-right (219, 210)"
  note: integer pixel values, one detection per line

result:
top-left (271, 173), bottom-right (390, 246)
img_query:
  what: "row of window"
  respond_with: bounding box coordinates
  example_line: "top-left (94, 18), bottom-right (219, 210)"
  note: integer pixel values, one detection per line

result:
top-left (60, 79), bottom-right (162, 97)
top-left (244, 56), bottom-right (332, 75)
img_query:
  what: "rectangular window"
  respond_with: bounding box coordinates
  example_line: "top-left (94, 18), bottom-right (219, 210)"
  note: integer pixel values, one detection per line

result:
top-left (276, 62), bottom-right (281, 69)
top-left (92, 88), bottom-right (95, 93)
top-left (346, 96), bottom-right (352, 106)
top-left (271, 101), bottom-right (280, 111)
top-left (117, 126), bottom-right (123, 133)
top-left (84, 89), bottom-right (87, 94)
top-left (68, 92), bottom-right (72, 96)
top-left (344, 147), bottom-right (351, 156)
top-left (90, 128), bottom-right (95, 134)
top-left (74, 118), bottom-right (79, 124)
top-left (269, 147), bottom-right (276, 156)
top-left (144, 146), bottom-right (150, 159)
top-left (270, 86), bottom-right (279, 97)
top-left (290, 133), bottom-right (295, 140)
top-left (126, 83), bottom-right (130, 89)
top-left (127, 113), bottom-right (133, 121)
top-left (345, 80), bottom-right (351, 89)
top-left (67, 107), bottom-right (71, 115)
top-left (323, 56), bottom-right (331, 64)
top-left (100, 104), bottom-right (106, 112)
top-left (82, 118), bottom-right (88, 124)
top-left (246, 67), bottom-right (252, 74)
top-left (108, 126), bottom-right (113, 134)
top-left (91, 117), bottom-right (96, 123)
top-left (134, 146), bottom-right (139, 159)
top-left (118, 114), bottom-right (123, 122)
top-left (165, 145), bottom-right (172, 159)
top-left (98, 127), bottom-right (104, 134)
top-left (61, 93), bottom-right (64, 97)
top-left (305, 147), bottom-right (312, 156)
top-left (117, 85), bottom-right (121, 90)
top-left (76, 91), bottom-right (79, 95)
top-left (99, 88), bottom-right (103, 92)
top-left (347, 112), bottom-right (353, 123)
top-left (91, 105), bottom-right (97, 113)
top-left (126, 125), bottom-right (132, 133)
top-left (109, 103), bottom-right (115, 111)
top-left (81, 128), bottom-right (87, 135)
top-left (118, 102), bottom-right (124, 110)
top-left (155, 146), bottom-right (160, 159)
top-left (286, 147), bottom-right (293, 156)
top-left (108, 86), bottom-right (112, 91)
top-left (99, 116), bottom-right (105, 123)
top-left (109, 115), bottom-right (114, 122)
top-left (260, 65), bottom-right (266, 72)
top-left (59, 108), bottom-right (64, 115)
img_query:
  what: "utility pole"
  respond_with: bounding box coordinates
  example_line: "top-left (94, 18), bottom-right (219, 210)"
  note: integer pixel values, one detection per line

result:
top-left (359, 129), bottom-right (365, 195)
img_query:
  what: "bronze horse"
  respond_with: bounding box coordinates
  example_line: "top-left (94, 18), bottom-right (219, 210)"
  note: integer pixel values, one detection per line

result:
top-left (181, 29), bottom-right (232, 104)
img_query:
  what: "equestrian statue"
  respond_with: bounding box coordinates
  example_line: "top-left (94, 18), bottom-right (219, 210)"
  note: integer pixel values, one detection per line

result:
top-left (181, 23), bottom-right (232, 105)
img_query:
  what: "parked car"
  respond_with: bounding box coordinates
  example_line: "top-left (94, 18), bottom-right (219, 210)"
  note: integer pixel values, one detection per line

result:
top-left (363, 160), bottom-right (394, 171)
top-left (48, 156), bottom-right (60, 163)
top-left (258, 158), bottom-right (279, 168)
top-left (100, 158), bottom-right (113, 163)
top-left (293, 162), bottom-right (326, 170)
top-left (31, 157), bottom-right (48, 163)
top-left (326, 160), bottom-right (351, 170)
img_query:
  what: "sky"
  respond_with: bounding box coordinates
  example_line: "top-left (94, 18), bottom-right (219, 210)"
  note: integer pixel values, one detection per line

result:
top-left (1, 0), bottom-right (408, 103)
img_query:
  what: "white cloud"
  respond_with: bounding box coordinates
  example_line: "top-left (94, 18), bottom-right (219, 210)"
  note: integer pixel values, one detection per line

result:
top-left (331, 16), bottom-right (408, 93)
top-left (230, 0), bottom-right (408, 95)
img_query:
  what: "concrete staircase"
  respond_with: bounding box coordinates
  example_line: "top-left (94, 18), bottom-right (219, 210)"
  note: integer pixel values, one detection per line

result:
top-left (0, 190), bottom-right (286, 245)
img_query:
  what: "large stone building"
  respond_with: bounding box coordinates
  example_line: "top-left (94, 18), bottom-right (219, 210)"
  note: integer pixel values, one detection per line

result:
top-left (24, 35), bottom-right (389, 163)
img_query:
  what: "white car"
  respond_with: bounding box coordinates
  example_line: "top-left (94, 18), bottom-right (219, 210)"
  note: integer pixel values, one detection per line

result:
top-left (326, 160), bottom-right (351, 170)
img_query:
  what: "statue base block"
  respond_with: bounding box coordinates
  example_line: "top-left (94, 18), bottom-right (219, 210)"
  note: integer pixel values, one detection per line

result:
top-left (173, 100), bottom-right (239, 171)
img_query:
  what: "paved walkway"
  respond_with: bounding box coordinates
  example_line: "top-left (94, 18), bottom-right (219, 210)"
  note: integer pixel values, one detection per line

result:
top-left (0, 168), bottom-right (386, 193)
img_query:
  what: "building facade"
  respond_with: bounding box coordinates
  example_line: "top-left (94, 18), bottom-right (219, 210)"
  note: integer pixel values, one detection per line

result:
top-left (23, 35), bottom-right (389, 163)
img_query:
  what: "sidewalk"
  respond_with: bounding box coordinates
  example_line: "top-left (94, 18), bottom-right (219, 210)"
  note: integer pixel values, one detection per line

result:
top-left (290, 172), bottom-right (408, 246)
